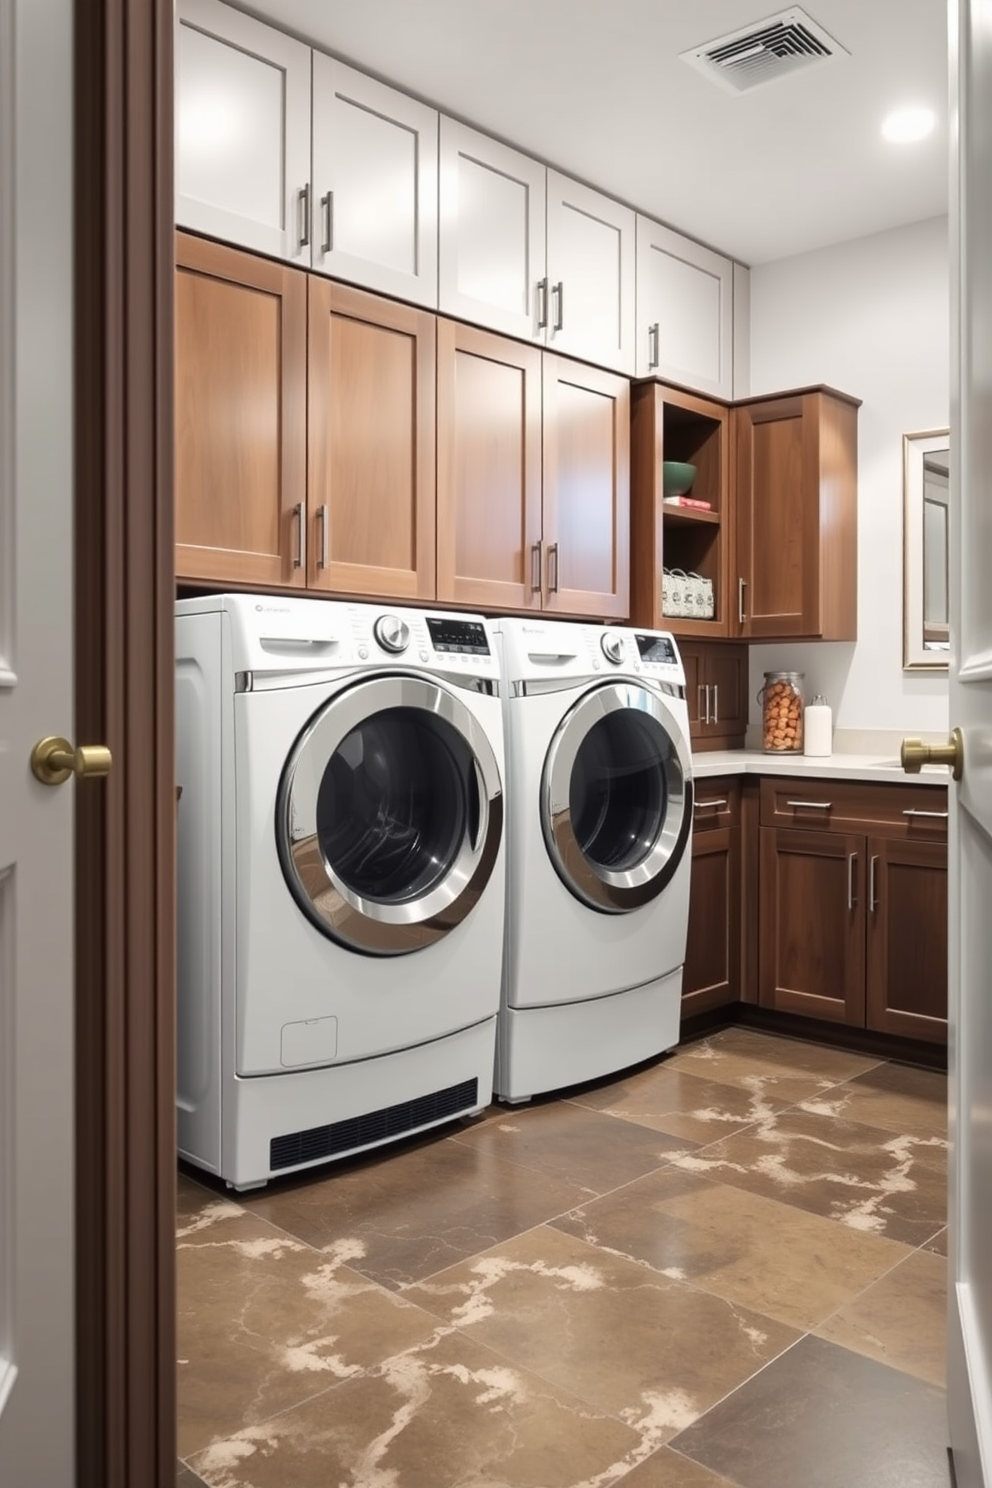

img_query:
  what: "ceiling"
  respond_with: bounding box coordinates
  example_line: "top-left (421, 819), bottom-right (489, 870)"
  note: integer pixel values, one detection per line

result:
top-left (236, 0), bottom-right (949, 266)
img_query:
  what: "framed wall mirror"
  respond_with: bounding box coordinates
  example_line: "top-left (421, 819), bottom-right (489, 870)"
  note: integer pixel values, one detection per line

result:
top-left (904, 429), bottom-right (950, 670)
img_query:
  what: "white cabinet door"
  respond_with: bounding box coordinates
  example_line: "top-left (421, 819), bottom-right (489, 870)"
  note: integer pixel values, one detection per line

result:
top-left (546, 171), bottom-right (636, 375)
top-left (312, 55), bottom-right (438, 308)
top-left (635, 216), bottom-right (734, 398)
top-left (438, 118), bottom-right (546, 342)
top-left (176, 0), bottom-right (312, 263)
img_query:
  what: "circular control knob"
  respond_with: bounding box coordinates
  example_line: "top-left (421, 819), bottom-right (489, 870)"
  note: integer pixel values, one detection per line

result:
top-left (373, 614), bottom-right (410, 654)
top-left (601, 631), bottom-right (625, 665)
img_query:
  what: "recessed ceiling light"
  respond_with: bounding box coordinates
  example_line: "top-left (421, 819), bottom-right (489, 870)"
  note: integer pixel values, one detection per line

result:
top-left (882, 107), bottom-right (936, 143)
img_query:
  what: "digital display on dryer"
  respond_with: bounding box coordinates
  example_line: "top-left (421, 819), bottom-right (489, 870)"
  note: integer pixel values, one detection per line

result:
top-left (426, 617), bottom-right (490, 655)
top-left (635, 634), bottom-right (677, 665)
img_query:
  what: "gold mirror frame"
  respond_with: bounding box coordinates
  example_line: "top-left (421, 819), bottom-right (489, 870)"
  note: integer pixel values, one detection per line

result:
top-left (904, 428), bottom-right (951, 671)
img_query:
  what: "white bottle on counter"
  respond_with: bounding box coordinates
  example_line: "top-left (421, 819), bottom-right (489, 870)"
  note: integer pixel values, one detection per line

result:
top-left (803, 694), bottom-right (833, 757)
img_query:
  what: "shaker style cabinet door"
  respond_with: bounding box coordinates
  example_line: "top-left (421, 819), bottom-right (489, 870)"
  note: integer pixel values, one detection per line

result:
top-left (176, 0), bottom-right (312, 263)
top-left (542, 357), bottom-right (630, 618)
top-left (866, 836), bottom-right (948, 1043)
top-left (635, 216), bottom-right (734, 398)
top-left (546, 171), bottom-right (636, 375)
top-left (436, 321), bottom-right (544, 611)
top-left (311, 55), bottom-right (438, 308)
top-left (438, 118), bottom-right (547, 343)
top-left (307, 280), bottom-right (437, 601)
top-left (175, 234), bottom-right (308, 587)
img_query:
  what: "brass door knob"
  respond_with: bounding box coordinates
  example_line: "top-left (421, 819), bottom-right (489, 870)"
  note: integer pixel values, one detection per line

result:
top-left (901, 728), bottom-right (963, 781)
top-left (31, 736), bottom-right (113, 786)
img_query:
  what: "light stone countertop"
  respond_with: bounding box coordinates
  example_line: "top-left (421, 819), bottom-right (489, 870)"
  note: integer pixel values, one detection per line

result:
top-left (691, 748), bottom-right (950, 787)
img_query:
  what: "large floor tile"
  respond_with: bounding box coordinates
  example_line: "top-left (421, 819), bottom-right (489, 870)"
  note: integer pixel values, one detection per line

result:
top-left (177, 1465), bottom-right (210, 1488)
top-left (815, 1248), bottom-right (947, 1386)
top-left (186, 1328), bottom-right (651, 1488)
top-left (176, 1184), bottom-right (442, 1458)
top-left (670, 1106), bottom-right (947, 1246)
top-left (799, 1060), bottom-right (948, 1140)
top-left (926, 1226), bottom-right (949, 1256)
top-left (670, 1334), bottom-right (950, 1488)
top-left (614, 1449), bottom-right (741, 1487)
top-left (449, 1100), bottom-right (693, 1194)
top-left (239, 1133), bottom-right (589, 1289)
top-left (551, 1166), bottom-right (912, 1330)
top-left (663, 1027), bottom-right (883, 1104)
top-left (404, 1224), bottom-right (800, 1440)
top-left (567, 1064), bottom-right (793, 1145)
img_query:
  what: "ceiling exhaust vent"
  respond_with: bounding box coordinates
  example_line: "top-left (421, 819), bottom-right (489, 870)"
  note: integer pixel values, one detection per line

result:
top-left (681, 8), bottom-right (847, 95)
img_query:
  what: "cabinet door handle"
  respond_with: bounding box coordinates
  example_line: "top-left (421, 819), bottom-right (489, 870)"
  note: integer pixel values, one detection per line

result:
top-left (298, 185), bottom-right (310, 250)
top-left (697, 684), bottom-right (709, 724)
top-left (786, 799), bottom-right (832, 810)
top-left (738, 576), bottom-right (747, 625)
top-left (902, 808), bottom-right (949, 819)
top-left (848, 851), bottom-right (858, 910)
top-left (711, 684), bottom-right (719, 725)
top-left (552, 281), bottom-right (564, 332)
top-left (317, 503), bottom-right (329, 570)
top-left (548, 542), bottom-right (560, 593)
top-left (695, 798), bottom-right (729, 811)
top-left (292, 502), bottom-right (304, 569)
top-left (536, 278), bottom-right (549, 331)
top-left (869, 854), bottom-right (878, 913)
top-left (320, 191), bottom-right (333, 254)
top-left (531, 540), bottom-right (543, 592)
top-left (648, 322), bottom-right (660, 370)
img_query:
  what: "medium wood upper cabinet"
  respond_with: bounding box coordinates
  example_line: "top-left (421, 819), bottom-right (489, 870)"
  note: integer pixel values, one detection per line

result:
top-left (734, 386), bottom-right (859, 640)
top-left (307, 282), bottom-right (436, 601)
top-left (635, 217), bottom-right (734, 399)
top-left (176, 0), bottom-right (311, 264)
top-left (436, 321), bottom-right (630, 619)
top-left (311, 57), bottom-right (438, 308)
top-left (758, 779), bottom-right (948, 1043)
top-left (546, 172), bottom-right (636, 375)
top-left (682, 778), bottom-right (742, 1019)
top-left (175, 234), bottom-right (307, 587)
top-left (679, 642), bottom-right (748, 749)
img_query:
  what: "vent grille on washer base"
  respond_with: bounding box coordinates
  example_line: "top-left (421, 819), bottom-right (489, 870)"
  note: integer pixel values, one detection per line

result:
top-left (269, 1078), bottom-right (479, 1172)
top-left (680, 8), bottom-right (846, 94)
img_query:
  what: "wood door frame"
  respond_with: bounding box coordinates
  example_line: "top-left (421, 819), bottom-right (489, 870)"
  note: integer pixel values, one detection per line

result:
top-left (75, 1), bottom-right (176, 1483)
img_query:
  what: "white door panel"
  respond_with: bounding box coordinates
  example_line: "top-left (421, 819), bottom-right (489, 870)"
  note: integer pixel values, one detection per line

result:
top-left (176, 0), bottom-right (312, 263)
top-left (635, 216), bottom-right (734, 398)
top-left (547, 170), bottom-right (635, 374)
top-left (312, 55), bottom-right (438, 307)
top-left (0, 0), bottom-right (76, 1480)
top-left (949, 3), bottom-right (992, 1481)
top-left (438, 118), bottom-right (546, 341)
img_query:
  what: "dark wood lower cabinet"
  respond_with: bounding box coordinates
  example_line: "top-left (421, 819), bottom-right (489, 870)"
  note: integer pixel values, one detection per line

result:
top-left (866, 837), bottom-right (948, 1042)
top-left (682, 779), bottom-right (741, 1018)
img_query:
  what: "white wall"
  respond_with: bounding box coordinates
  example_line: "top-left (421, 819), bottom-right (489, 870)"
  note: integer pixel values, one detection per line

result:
top-left (747, 214), bottom-right (950, 736)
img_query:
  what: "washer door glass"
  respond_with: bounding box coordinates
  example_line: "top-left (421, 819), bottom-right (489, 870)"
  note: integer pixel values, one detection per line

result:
top-left (277, 675), bottom-right (503, 955)
top-left (542, 682), bottom-right (691, 913)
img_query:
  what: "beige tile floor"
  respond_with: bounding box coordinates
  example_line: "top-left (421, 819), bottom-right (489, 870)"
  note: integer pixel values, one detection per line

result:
top-left (176, 1028), bottom-right (951, 1488)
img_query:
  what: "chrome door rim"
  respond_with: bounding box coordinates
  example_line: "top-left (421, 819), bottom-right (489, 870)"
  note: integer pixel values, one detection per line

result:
top-left (541, 681), bottom-right (692, 913)
top-left (276, 674), bottom-right (503, 955)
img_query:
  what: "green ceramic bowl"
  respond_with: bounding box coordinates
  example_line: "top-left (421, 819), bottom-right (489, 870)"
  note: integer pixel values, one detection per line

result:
top-left (662, 461), bottom-right (697, 498)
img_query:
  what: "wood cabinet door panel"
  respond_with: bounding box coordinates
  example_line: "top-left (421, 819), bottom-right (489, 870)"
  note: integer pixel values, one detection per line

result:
top-left (308, 280), bottom-right (436, 599)
top-left (543, 357), bottom-right (630, 618)
top-left (682, 824), bottom-right (741, 1018)
top-left (758, 826), bottom-right (866, 1024)
top-left (867, 837), bottom-right (948, 1042)
top-left (759, 777), bottom-right (949, 840)
top-left (175, 234), bottom-right (307, 587)
top-left (436, 321), bottom-right (543, 609)
top-left (311, 55), bottom-right (438, 308)
top-left (736, 395), bottom-right (819, 637)
top-left (706, 645), bottom-right (747, 737)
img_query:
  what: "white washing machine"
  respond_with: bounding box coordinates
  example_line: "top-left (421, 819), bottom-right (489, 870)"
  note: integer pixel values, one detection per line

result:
top-left (175, 593), bottom-right (505, 1189)
top-left (492, 617), bottom-right (693, 1102)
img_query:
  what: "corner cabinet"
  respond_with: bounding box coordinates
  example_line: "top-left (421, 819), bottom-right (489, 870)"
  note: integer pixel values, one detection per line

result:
top-left (175, 234), bottom-right (308, 587)
top-left (436, 320), bottom-right (630, 619)
top-left (734, 386), bottom-right (859, 639)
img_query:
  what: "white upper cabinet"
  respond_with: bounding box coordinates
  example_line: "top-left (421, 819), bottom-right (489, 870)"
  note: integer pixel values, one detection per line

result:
top-left (438, 119), bottom-right (546, 342)
top-left (311, 56), bottom-right (438, 308)
top-left (546, 172), bottom-right (636, 376)
top-left (635, 216), bottom-right (735, 399)
top-left (176, 0), bottom-right (312, 263)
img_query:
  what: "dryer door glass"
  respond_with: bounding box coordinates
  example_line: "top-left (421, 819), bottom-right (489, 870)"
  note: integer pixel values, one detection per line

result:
top-left (542, 682), bottom-right (691, 913)
top-left (277, 675), bottom-right (503, 955)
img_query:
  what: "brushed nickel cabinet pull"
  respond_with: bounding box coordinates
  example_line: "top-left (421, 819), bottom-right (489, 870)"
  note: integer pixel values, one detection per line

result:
top-left (320, 191), bottom-right (333, 254)
top-left (648, 322), bottom-right (660, 370)
top-left (552, 281), bottom-right (564, 332)
top-left (869, 854), bottom-right (878, 913)
top-left (698, 684), bottom-right (709, 725)
top-left (317, 503), bottom-right (329, 569)
top-left (696, 798), bottom-right (729, 811)
top-left (531, 540), bottom-right (543, 592)
top-left (848, 851), bottom-right (858, 911)
top-left (902, 808), bottom-right (949, 819)
top-left (292, 502), bottom-right (304, 568)
top-left (711, 684), bottom-right (719, 725)
top-left (738, 576), bottom-right (747, 625)
top-left (298, 185), bottom-right (310, 250)
top-left (536, 278), bottom-right (549, 331)
top-left (548, 542), bottom-right (560, 593)
top-left (786, 799), bottom-right (832, 810)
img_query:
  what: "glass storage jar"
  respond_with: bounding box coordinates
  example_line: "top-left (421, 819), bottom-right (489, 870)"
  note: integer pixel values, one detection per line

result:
top-left (759, 671), bottom-right (805, 753)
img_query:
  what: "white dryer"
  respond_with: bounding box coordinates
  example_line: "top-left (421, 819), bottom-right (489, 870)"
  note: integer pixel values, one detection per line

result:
top-left (175, 594), bottom-right (505, 1189)
top-left (492, 617), bottom-right (693, 1102)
